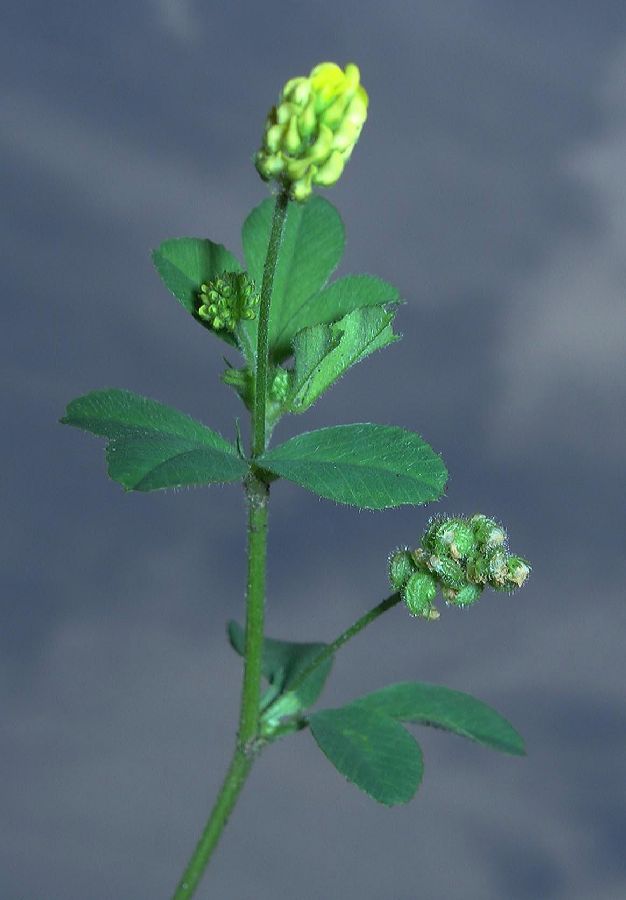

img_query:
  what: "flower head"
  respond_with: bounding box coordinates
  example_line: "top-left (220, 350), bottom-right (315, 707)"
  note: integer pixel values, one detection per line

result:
top-left (389, 513), bottom-right (531, 620)
top-left (197, 272), bottom-right (259, 333)
top-left (255, 62), bottom-right (368, 202)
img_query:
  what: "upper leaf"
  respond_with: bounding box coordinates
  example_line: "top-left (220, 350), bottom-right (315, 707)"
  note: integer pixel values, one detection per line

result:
top-left (309, 704), bottom-right (424, 806)
top-left (288, 305), bottom-right (400, 413)
top-left (258, 424), bottom-right (448, 509)
top-left (227, 621), bottom-right (333, 714)
top-left (152, 237), bottom-right (242, 345)
top-left (282, 274), bottom-right (401, 353)
top-left (61, 389), bottom-right (248, 491)
top-left (242, 196), bottom-right (344, 360)
top-left (353, 682), bottom-right (526, 756)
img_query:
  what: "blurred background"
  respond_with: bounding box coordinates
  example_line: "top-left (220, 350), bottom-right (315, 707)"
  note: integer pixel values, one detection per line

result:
top-left (2, 2), bottom-right (625, 898)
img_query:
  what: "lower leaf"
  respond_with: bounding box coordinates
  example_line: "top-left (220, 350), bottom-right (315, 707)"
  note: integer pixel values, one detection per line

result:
top-left (353, 682), bottom-right (526, 756)
top-left (309, 704), bottom-right (423, 806)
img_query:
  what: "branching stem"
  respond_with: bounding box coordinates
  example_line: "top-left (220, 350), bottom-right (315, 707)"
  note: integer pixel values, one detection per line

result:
top-left (288, 593), bottom-right (402, 698)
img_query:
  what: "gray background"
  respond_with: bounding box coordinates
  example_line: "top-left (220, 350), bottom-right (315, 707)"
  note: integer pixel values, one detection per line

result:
top-left (2, 1), bottom-right (626, 898)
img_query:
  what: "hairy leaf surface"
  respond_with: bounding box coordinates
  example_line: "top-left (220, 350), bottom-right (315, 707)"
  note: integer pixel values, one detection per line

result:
top-left (242, 197), bottom-right (344, 359)
top-left (258, 424), bottom-right (447, 509)
top-left (288, 305), bottom-right (399, 412)
top-left (282, 274), bottom-right (400, 353)
top-left (61, 389), bottom-right (247, 491)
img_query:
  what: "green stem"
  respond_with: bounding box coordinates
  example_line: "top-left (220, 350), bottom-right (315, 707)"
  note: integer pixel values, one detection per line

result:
top-left (171, 193), bottom-right (289, 899)
top-left (286, 593), bottom-right (402, 700)
top-left (171, 749), bottom-right (252, 899)
top-left (171, 478), bottom-right (269, 900)
top-left (238, 472), bottom-right (269, 742)
top-left (252, 190), bottom-right (289, 457)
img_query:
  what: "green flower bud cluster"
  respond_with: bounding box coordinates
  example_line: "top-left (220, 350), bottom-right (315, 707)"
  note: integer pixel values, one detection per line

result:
top-left (197, 272), bottom-right (259, 332)
top-left (388, 514), bottom-right (531, 620)
top-left (255, 62), bottom-right (368, 202)
top-left (269, 367), bottom-right (290, 404)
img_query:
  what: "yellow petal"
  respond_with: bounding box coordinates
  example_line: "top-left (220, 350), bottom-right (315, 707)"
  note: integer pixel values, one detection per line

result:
top-left (292, 171), bottom-right (314, 202)
top-left (314, 150), bottom-right (345, 186)
top-left (308, 123), bottom-right (334, 163)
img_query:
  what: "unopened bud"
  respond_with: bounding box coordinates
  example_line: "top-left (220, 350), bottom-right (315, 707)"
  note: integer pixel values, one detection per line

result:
top-left (448, 583), bottom-right (483, 608)
top-left (470, 514), bottom-right (507, 549)
top-left (427, 554), bottom-right (466, 591)
top-left (423, 516), bottom-right (476, 560)
top-left (506, 555), bottom-right (531, 589)
top-left (486, 547), bottom-right (509, 588)
top-left (444, 520), bottom-right (477, 559)
top-left (403, 571), bottom-right (438, 619)
top-left (270, 368), bottom-right (290, 404)
top-left (466, 554), bottom-right (490, 585)
top-left (388, 548), bottom-right (416, 590)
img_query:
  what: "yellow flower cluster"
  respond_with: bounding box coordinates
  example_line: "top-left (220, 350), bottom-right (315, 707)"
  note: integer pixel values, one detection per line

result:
top-left (255, 62), bottom-right (368, 202)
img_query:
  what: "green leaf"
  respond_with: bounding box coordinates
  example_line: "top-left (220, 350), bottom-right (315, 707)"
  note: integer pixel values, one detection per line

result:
top-left (353, 682), bottom-right (526, 756)
top-left (283, 274), bottom-right (401, 349)
top-left (288, 305), bottom-right (400, 413)
top-left (227, 621), bottom-right (333, 713)
top-left (258, 424), bottom-right (448, 509)
top-left (309, 705), bottom-right (423, 805)
top-left (242, 196), bottom-right (344, 359)
top-left (61, 389), bottom-right (248, 491)
top-left (151, 237), bottom-right (242, 345)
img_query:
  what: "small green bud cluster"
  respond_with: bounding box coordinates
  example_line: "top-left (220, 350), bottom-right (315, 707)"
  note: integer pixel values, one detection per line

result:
top-left (269, 368), bottom-right (290, 404)
top-left (221, 365), bottom-right (291, 419)
top-left (389, 514), bottom-right (530, 620)
top-left (197, 272), bottom-right (259, 332)
top-left (255, 62), bottom-right (368, 202)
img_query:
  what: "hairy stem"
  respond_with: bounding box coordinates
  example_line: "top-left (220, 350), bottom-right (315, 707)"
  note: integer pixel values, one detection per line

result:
top-left (238, 473), bottom-right (269, 742)
top-left (253, 190), bottom-right (289, 457)
top-left (171, 193), bottom-right (288, 898)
